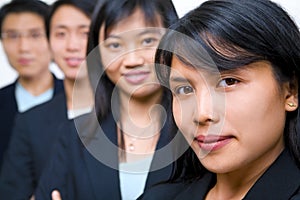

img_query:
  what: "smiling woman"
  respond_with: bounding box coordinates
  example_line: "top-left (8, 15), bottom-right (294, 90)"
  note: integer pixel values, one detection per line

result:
top-left (139, 0), bottom-right (300, 199)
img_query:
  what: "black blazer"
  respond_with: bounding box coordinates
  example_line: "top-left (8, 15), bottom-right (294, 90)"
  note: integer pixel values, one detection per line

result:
top-left (0, 76), bottom-right (63, 168)
top-left (35, 111), bottom-right (178, 200)
top-left (0, 92), bottom-right (67, 199)
top-left (139, 149), bottom-right (300, 200)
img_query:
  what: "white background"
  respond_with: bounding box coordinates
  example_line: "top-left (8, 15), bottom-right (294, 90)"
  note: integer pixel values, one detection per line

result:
top-left (0, 0), bottom-right (299, 88)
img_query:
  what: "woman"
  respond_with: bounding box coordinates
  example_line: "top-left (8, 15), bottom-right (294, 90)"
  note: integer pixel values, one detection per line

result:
top-left (36, 0), bottom-right (179, 200)
top-left (0, 0), bottom-right (95, 199)
top-left (140, 0), bottom-right (300, 199)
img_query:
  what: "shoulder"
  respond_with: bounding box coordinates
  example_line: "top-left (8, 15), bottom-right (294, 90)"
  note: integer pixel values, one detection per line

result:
top-left (0, 83), bottom-right (15, 97)
top-left (140, 172), bottom-right (214, 200)
top-left (0, 83), bottom-right (17, 116)
top-left (138, 181), bottom-right (188, 200)
top-left (244, 149), bottom-right (300, 199)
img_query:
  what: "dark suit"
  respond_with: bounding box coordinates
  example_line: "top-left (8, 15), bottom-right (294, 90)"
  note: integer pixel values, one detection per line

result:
top-left (0, 76), bottom-right (63, 168)
top-left (139, 149), bottom-right (300, 200)
top-left (0, 92), bottom-right (67, 199)
top-left (35, 111), bottom-right (178, 200)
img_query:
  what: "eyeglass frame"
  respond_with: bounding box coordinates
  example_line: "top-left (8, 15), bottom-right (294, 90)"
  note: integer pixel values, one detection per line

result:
top-left (1, 29), bottom-right (46, 42)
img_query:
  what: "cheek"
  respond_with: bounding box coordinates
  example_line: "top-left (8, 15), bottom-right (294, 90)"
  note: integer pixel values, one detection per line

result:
top-left (173, 97), bottom-right (196, 144)
top-left (172, 98), bottom-right (183, 128)
top-left (144, 48), bottom-right (156, 62)
top-left (226, 85), bottom-right (286, 145)
top-left (2, 45), bottom-right (17, 60)
top-left (105, 62), bottom-right (121, 84)
top-left (39, 43), bottom-right (51, 55)
top-left (173, 97), bottom-right (196, 140)
top-left (50, 43), bottom-right (64, 58)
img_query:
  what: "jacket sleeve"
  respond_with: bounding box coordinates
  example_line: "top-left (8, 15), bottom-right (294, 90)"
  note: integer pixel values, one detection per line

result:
top-left (0, 113), bottom-right (35, 199)
top-left (34, 122), bottom-right (71, 200)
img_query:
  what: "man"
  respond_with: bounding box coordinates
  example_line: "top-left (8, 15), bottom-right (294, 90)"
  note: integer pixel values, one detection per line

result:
top-left (0, 0), bottom-right (63, 168)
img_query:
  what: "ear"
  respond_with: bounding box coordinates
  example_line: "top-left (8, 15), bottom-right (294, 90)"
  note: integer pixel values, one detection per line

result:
top-left (284, 78), bottom-right (298, 112)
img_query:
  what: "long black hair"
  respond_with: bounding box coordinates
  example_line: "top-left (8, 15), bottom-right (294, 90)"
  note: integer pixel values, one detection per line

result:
top-left (155, 0), bottom-right (300, 181)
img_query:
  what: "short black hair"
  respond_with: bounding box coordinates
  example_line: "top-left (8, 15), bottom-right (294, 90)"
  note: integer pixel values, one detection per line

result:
top-left (0, 0), bottom-right (50, 39)
top-left (46, 0), bottom-right (97, 39)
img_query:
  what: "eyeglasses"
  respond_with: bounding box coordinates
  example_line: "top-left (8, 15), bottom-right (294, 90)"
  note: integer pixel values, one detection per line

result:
top-left (1, 31), bottom-right (46, 42)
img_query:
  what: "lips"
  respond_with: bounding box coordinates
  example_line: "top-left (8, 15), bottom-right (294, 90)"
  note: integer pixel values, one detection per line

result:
top-left (195, 135), bottom-right (233, 151)
top-left (18, 58), bottom-right (32, 65)
top-left (123, 70), bottom-right (150, 84)
top-left (65, 57), bottom-right (84, 67)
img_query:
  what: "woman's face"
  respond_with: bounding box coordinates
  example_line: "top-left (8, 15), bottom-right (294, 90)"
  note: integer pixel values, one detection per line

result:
top-left (50, 5), bottom-right (90, 81)
top-left (99, 8), bottom-right (165, 99)
top-left (170, 56), bottom-right (298, 174)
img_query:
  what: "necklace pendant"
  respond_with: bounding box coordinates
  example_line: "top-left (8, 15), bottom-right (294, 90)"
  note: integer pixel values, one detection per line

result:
top-left (129, 143), bottom-right (135, 151)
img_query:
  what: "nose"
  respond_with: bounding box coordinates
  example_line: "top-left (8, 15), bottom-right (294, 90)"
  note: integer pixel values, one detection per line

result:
top-left (18, 37), bottom-right (31, 52)
top-left (66, 33), bottom-right (81, 52)
top-left (122, 49), bottom-right (144, 68)
top-left (193, 85), bottom-right (220, 126)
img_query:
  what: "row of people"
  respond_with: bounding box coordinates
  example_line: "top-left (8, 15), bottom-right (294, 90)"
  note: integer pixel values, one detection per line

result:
top-left (0, 0), bottom-right (95, 198)
top-left (1, 0), bottom-right (300, 199)
top-left (0, 0), bottom-right (179, 199)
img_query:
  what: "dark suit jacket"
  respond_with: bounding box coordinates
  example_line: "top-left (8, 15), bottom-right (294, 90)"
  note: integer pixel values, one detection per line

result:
top-left (139, 149), bottom-right (300, 200)
top-left (0, 92), bottom-right (67, 199)
top-left (0, 76), bottom-right (63, 168)
top-left (35, 111), bottom-right (178, 200)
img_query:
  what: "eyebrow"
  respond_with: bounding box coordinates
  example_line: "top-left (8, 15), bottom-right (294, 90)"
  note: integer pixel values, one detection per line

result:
top-left (3, 27), bottom-right (44, 32)
top-left (53, 25), bottom-right (89, 30)
top-left (169, 76), bottom-right (189, 83)
top-left (107, 29), bottom-right (163, 39)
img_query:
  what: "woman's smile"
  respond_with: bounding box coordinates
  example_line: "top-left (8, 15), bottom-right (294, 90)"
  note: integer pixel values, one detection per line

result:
top-left (123, 70), bottom-right (150, 85)
top-left (195, 135), bottom-right (234, 151)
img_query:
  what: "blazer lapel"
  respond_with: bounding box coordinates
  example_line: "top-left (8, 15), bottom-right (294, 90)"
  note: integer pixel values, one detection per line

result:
top-left (78, 112), bottom-right (121, 199)
top-left (244, 149), bottom-right (300, 199)
top-left (146, 123), bottom-right (175, 189)
top-left (175, 173), bottom-right (215, 200)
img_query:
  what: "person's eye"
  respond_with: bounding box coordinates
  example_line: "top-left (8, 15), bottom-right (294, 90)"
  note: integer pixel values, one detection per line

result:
top-left (54, 32), bottom-right (66, 39)
top-left (80, 31), bottom-right (89, 38)
top-left (217, 78), bottom-right (240, 87)
top-left (142, 37), bottom-right (158, 46)
top-left (174, 85), bottom-right (194, 95)
top-left (31, 32), bottom-right (44, 39)
top-left (7, 32), bottom-right (19, 39)
top-left (107, 42), bottom-right (121, 50)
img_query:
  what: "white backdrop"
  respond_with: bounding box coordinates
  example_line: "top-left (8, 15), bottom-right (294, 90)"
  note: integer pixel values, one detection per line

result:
top-left (0, 0), bottom-right (299, 88)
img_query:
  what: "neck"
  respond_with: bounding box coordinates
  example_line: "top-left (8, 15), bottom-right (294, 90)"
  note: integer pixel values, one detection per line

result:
top-left (119, 88), bottom-right (163, 127)
top-left (64, 76), bottom-right (94, 110)
top-left (18, 71), bottom-right (53, 96)
top-left (118, 89), bottom-right (163, 162)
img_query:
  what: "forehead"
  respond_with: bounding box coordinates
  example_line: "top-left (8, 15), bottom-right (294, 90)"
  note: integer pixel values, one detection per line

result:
top-left (170, 56), bottom-right (206, 83)
top-left (50, 5), bottom-right (90, 29)
top-left (2, 12), bottom-right (44, 30)
top-left (170, 55), bottom-right (219, 77)
top-left (106, 8), bottom-right (163, 35)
